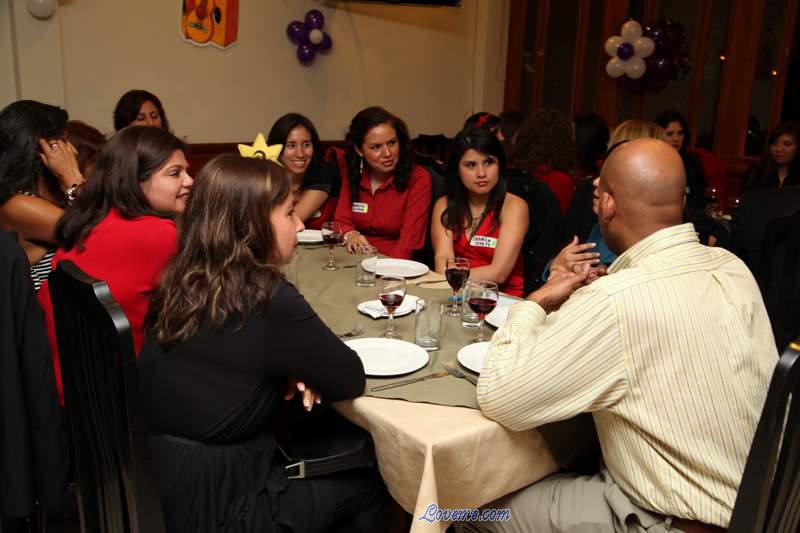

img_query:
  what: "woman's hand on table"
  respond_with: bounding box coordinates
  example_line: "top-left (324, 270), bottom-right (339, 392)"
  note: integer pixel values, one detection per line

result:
top-left (550, 236), bottom-right (599, 275)
top-left (284, 378), bottom-right (322, 411)
top-left (344, 231), bottom-right (370, 254)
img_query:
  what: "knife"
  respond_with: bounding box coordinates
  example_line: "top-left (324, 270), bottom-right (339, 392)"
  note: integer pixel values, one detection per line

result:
top-left (370, 371), bottom-right (449, 392)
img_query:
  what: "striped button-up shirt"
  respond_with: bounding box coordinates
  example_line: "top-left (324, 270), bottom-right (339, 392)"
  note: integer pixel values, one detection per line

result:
top-left (478, 223), bottom-right (777, 527)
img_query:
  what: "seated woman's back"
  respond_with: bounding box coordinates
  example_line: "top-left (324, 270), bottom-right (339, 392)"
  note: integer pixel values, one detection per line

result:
top-left (140, 154), bottom-right (382, 533)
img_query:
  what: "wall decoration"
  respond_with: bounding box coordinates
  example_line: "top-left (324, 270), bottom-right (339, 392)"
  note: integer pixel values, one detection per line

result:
top-left (286, 9), bottom-right (333, 65)
top-left (181, 0), bottom-right (239, 49)
top-left (603, 20), bottom-right (654, 80)
top-left (605, 18), bottom-right (694, 94)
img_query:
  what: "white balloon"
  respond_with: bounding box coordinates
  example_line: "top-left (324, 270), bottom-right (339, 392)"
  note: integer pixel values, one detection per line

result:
top-left (634, 37), bottom-right (655, 58)
top-left (624, 57), bottom-right (646, 79)
top-left (621, 20), bottom-right (643, 42)
top-left (309, 28), bottom-right (324, 46)
top-left (606, 58), bottom-right (625, 78)
top-left (604, 36), bottom-right (623, 57)
top-left (26, 0), bottom-right (56, 19)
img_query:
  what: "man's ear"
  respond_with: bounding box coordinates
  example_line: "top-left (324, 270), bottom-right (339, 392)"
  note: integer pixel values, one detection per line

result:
top-left (598, 191), bottom-right (616, 223)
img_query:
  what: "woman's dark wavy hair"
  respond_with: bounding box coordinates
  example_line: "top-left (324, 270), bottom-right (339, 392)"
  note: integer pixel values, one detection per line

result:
top-left (345, 106), bottom-right (412, 202)
top-left (66, 120), bottom-right (107, 176)
top-left (113, 89), bottom-right (170, 132)
top-left (653, 109), bottom-right (690, 153)
top-left (463, 112), bottom-right (502, 136)
top-left (146, 155), bottom-right (289, 348)
top-left (267, 112), bottom-right (323, 183)
top-left (512, 108), bottom-right (576, 175)
top-left (0, 100), bottom-right (69, 206)
top-left (56, 126), bottom-right (185, 251)
top-left (442, 127), bottom-right (507, 236)
top-left (574, 113), bottom-right (609, 175)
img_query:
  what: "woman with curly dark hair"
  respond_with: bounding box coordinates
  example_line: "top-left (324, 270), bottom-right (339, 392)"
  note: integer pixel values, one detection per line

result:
top-left (113, 89), bottom-right (171, 131)
top-left (334, 106), bottom-right (432, 259)
top-left (743, 121), bottom-right (800, 190)
top-left (511, 108), bottom-right (577, 214)
top-left (0, 100), bottom-right (84, 290)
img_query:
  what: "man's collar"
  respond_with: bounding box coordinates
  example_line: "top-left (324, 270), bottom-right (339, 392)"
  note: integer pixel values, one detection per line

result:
top-left (607, 223), bottom-right (699, 273)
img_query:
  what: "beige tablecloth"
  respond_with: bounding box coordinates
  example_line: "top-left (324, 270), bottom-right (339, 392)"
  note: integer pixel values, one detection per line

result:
top-left (294, 246), bottom-right (558, 532)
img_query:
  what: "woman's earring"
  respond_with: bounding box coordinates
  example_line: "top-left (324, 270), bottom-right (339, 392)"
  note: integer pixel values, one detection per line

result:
top-left (359, 156), bottom-right (364, 175)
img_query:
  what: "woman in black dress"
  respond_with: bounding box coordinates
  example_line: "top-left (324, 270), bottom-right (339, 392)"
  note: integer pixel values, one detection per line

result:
top-left (139, 154), bottom-right (384, 532)
top-left (653, 110), bottom-right (706, 208)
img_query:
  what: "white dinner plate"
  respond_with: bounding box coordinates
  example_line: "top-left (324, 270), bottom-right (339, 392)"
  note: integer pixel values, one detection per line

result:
top-left (345, 338), bottom-right (430, 377)
top-left (485, 295), bottom-right (521, 328)
top-left (297, 229), bottom-right (323, 244)
top-left (357, 295), bottom-right (418, 319)
top-left (457, 342), bottom-right (490, 374)
top-left (362, 258), bottom-right (429, 278)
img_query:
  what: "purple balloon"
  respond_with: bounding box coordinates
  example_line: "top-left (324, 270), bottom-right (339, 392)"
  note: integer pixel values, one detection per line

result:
top-left (617, 42), bottom-right (635, 61)
top-left (317, 32), bottom-right (333, 52)
top-left (646, 55), bottom-right (675, 81)
top-left (305, 9), bottom-right (325, 30)
top-left (297, 43), bottom-right (316, 65)
top-left (287, 20), bottom-right (308, 45)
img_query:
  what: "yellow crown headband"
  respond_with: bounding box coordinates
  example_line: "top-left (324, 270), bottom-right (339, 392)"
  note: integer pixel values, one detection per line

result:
top-left (238, 133), bottom-right (284, 166)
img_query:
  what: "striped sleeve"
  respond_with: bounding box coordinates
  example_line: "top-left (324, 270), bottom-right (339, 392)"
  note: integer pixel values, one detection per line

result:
top-left (477, 286), bottom-right (628, 431)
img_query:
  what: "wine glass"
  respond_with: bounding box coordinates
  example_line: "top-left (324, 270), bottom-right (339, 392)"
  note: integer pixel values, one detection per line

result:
top-left (445, 257), bottom-right (470, 317)
top-left (463, 280), bottom-right (499, 343)
top-left (704, 186), bottom-right (720, 217)
top-left (321, 221), bottom-right (343, 271)
top-left (377, 276), bottom-right (406, 339)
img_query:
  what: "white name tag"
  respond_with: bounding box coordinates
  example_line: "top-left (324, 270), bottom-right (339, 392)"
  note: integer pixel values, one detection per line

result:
top-left (469, 235), bottom-right (497, 249)
top-left (352, 202), bottom-right (369, 214)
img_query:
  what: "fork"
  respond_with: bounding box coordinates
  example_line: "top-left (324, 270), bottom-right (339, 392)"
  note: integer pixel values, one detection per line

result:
top-left (336, 324), bottom-right (364, 338)
top-left (443, 360), bottom-right (478, 386)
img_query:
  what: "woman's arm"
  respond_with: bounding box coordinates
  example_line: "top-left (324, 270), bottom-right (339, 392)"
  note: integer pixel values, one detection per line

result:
top-left (388, 166), bottom-right (432, 259)
top-left (294, 189), bottom-right (330, 223)
top-left (0, 194), bottom-right (63, 247)
top-left (430, 196), bottom-right (455, 274)
top-left (470, 193), bottom-right (529, 284)
top-left (264, 283), bottom-right (365, 402)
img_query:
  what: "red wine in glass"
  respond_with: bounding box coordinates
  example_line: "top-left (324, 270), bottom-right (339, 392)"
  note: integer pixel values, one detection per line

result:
top-left (321, 221), bottom-right (343, 271)
top-left (379, 293), bottom-right (405, 313)
top-left (445, 257), bottom-right (470, 317)
top-left (468, 297), bottom-right (497, 316)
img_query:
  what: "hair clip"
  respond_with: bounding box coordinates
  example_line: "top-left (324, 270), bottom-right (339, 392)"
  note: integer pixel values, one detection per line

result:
top-left (238, 133), bottom-right (283, 165)
top-left (477, 114), bottom-right (490, 127)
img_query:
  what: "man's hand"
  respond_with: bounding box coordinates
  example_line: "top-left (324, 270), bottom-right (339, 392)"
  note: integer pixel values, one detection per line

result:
top-left (528, 263), bottom-right (591, 313)
top-left (284, 378), bottom-right (322, 411)
top-left (550, 236), bottom-right (600, 274)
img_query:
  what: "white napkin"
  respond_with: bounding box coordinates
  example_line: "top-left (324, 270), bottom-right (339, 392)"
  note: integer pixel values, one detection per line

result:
top-left (357, 295), bottom-right (419, 319)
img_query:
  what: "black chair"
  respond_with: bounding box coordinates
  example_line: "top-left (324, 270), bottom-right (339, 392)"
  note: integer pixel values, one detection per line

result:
top-left (412, 133), bottom-right (450, 165)
top-left (728, 340), bottom-right (800, 532)
top-left (48, 261), bottom-right (165, 533)
top-left (755, 210), bottom-right (800, 352)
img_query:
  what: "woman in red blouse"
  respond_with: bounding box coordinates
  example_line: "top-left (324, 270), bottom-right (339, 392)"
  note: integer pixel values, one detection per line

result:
top-left (38, 126), bottom-right (192, 403)
top-left (511, 108), bottom-right (577, 214)
top-left (431, 128), bottom-right (528, 297)
top-left (335, 106), bottom-right (432, 259)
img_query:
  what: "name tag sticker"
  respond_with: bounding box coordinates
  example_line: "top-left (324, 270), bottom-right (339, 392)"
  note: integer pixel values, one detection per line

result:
top-left (470, 236), bottom-right (498, 249)
top-left (352, 202), bottom-right (369, 214)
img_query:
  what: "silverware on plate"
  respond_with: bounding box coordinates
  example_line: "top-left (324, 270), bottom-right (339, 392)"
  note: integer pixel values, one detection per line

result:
top-left (370, 371), bottom-right (449, 392)
top-left (443, 360), bottom-right (478, 386)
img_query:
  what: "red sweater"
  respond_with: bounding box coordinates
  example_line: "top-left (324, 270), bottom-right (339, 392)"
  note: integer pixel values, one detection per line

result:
top-left (334, 165), bottom-right (432, 259)
top-left (37, 209), bottom-right (177, 404)
top-left (535, 165), bottom-right (575, 215)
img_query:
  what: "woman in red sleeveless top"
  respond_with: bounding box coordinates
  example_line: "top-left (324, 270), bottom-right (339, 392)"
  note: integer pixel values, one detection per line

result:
top-left (431, 128), bottom-right (528, 297)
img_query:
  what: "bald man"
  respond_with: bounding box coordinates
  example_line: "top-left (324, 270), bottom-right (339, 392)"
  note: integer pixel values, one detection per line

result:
top-left (469, 140), bottom-right (777, 533)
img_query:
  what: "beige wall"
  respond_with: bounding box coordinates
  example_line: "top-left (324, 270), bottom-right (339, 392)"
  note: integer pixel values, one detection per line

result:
top-left (1, 0), bottom-right (508, 142)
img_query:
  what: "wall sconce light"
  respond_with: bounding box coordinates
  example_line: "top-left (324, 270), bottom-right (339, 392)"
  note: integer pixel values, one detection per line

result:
top-left (771, 69), bottom-right (779, 77)
top-left (719, 54), bottom-right (727, 61)
top-left (26, 0), bottom-right (56, 20)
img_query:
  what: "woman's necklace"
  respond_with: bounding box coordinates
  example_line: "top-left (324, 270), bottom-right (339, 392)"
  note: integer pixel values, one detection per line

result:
top-left (468, 205), bottom-right (486, 235)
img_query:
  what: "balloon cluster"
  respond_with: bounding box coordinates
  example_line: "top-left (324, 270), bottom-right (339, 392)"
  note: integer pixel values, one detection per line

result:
top-left (286, 10), bottom-right (332, 65)
top-left (604, 20), bottom-right (654, 80)
top-left (604, 18), bottom-right (693, 93)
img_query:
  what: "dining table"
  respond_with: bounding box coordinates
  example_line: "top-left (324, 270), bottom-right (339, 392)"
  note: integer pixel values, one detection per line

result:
top-left (292, 244), bottom-right (559, 533)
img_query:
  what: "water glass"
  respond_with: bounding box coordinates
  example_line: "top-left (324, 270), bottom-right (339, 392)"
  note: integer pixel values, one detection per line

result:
top-left (415, 298), bottom-right (445, 351)
top-left (460, 293), bottom-right (480, 329)
top-left (356, 245), bottom-right (378, 287)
